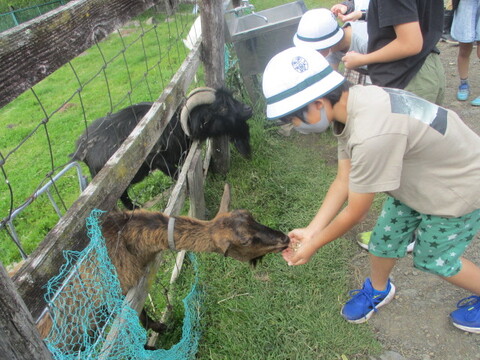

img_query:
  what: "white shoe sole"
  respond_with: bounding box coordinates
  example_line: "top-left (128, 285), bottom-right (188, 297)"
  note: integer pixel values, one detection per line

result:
top-left (342, 283), bottom-right (396, 324)
top-left (357, 240), bottom-right (369, 250)
top-left (452, 322), bottom-right (480, 334)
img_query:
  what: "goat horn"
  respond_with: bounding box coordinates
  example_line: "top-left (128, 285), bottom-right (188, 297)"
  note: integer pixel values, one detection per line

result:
top-left (180, 87), bottom-right (216, 137)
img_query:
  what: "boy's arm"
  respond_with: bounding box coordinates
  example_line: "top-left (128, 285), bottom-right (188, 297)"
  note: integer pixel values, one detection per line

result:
top-left (286, 158), bottom-right (373, 265)
top-left (286, 187), bottom-right (375, 266)
top-left (306, 158), bottom-right (351, 233)
top-left (342, 21), bottom-right (423, 69)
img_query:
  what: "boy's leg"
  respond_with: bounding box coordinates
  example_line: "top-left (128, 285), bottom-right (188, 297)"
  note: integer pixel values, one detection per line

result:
top-left (448, 258), bottom-right (480, 333)
top-left (370, 254), bottom-right (397, 291)
top-left (342, 197), bottom-right (419, 323)
top-left (443, 258), bottom-right (480, 295)
top-left (411, 208), bottom-right (480, 333)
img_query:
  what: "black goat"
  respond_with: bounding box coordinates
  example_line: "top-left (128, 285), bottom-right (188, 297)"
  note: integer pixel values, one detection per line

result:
top-left (71, 88), bottom-right (253, 209)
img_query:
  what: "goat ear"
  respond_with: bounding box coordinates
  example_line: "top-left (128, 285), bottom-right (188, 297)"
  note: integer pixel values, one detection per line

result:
top-left (217, 239), bottom-right (231, 257)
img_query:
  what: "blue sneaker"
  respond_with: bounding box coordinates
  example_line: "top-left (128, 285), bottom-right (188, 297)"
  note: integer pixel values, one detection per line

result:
top-left (471, 96), bottom-right (480, 107)
top-left (457, 83), bottom-right (470, 101)
top-left (450, 295), bottom-right (480, 334)
top-left (341, 278), bottom-right (396, 324)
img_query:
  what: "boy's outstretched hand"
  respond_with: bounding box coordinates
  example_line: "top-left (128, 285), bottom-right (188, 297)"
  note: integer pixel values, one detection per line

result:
top-left (282, 228), bottom-right (318, 266)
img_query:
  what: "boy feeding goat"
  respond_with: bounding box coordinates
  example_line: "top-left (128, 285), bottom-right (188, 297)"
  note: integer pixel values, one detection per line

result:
top-left (262, 46), bottom-right (480, 332)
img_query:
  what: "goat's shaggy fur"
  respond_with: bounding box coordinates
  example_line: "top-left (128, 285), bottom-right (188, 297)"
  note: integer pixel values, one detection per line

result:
top-left (104, 209), bottom-right (289, 292)
top-left (71, 88), bottom-right (253, 209)
top-left (36, 209), bottom-right (289, 344)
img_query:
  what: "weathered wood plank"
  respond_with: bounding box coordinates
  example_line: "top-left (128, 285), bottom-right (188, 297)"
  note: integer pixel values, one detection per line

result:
top-left (187, 149), bottom-right (206, 220)
top-left (0, 0), bottom-right (160, 108)
top-left (99, 140), bottom-right (202, 357)
top-left (12, 39), bottom-right (202, 321)
top-left (0, 262), bottom-right (53, 359)
top-left (201, 0), bottom-right (230, 175)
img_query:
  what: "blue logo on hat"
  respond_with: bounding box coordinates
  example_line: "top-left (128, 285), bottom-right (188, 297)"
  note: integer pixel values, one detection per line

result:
top-left (292, 56), bottom-right (308, 73)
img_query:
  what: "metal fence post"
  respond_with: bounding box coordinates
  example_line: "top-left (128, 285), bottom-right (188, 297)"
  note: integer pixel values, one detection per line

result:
top-left (8, 6), bottom-right (19, 26)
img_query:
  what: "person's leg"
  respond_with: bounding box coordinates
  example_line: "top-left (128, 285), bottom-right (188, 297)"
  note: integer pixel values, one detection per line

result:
top-left (451, 0), bottom-right (478, 100)
top-left (443, 258), bottom-right (480, 295)
top-left (412, 208), bottom-right (480, 333)
top-left (342, 197), bottom-right (419, 323)
top-left (458, 42), bottom-right (474, 80)
top-left (447, 258), bottom-right (480, 333)
top-left (457, 42), bottom-right (473, 101)
top-left (471, 41), bottom-right (480, 105)
top-left (370, 254), bottom-right (397, 291)
top-left (469, 0), bottom-right (480, 105)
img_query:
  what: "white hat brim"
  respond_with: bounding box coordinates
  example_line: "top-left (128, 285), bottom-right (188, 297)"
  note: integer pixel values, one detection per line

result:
top-left (293, 27), bottom-right (344, 50)
top-left (266, 70), bottom-right (345, 120)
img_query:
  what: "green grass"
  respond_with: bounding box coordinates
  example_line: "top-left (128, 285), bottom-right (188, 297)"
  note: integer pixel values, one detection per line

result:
top-left (0, 7), bottom-right (196, 265)
top-left (1, 1), bottom-right (384, 358)
top-left (190, 116), bottom-right (382, 359)
top-left (143, 115), bottom-right (382, 359)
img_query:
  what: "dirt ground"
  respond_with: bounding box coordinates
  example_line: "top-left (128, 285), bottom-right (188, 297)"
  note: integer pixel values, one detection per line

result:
top-left (348, 41), bottom-right (480, 360)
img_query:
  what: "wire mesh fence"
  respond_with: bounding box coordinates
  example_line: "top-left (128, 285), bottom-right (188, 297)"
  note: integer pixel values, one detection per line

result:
top-left (0, 0), bottom-right (67, 32)
top-left (43, 209), bottom-right (203, 360)
top-left (0, 3), bottom-right (200, 266)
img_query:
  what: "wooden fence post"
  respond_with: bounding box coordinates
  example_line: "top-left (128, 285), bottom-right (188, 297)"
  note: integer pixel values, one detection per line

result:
top-left (187, 149), bottom-right (206, 220)
top-left (201, 0), bottom-right (230, 175)
top-left (0, 262), bottom-right (53, 360)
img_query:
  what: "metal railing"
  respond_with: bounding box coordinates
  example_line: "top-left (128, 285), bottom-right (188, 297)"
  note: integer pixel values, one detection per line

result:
top-left (0, 161), bottom-right (87, 259)
top-left (0, 0), bottom-right (66, 32)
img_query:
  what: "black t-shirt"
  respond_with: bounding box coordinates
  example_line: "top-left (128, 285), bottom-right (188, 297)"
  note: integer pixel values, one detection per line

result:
top-left (367, 0), bottom-right (443, 88)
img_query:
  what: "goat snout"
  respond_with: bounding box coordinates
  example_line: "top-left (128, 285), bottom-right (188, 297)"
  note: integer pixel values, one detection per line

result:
top-left (269, 232), bottom-right (290, 252)
top-left (280, 233), bottom-right (290, 248)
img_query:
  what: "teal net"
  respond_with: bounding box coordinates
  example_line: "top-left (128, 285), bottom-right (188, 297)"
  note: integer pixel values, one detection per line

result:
top-left (43, 209), bottom-right (202, 360)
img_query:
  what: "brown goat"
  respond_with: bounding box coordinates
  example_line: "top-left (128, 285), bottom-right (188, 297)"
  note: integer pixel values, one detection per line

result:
top-left (104, 209), bottom-right (290, 293)
top-left (36, 208), bottom-right (290, 348)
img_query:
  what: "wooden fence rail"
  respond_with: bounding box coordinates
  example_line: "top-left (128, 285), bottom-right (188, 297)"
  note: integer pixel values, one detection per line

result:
top-left (0, 0), bottom-right (160, 108)
top-left (1, 0), bottom-right (231, 355)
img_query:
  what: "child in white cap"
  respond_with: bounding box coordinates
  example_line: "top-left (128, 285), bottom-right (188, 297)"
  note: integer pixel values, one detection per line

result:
top-left (293, 8), bottom-right (369, 85)
top-left (262, 46), bottom-right (480, 333)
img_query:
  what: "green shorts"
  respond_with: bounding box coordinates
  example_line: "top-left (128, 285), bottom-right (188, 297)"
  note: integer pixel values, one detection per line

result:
top-left (405, 52), bottom-right (446, 106)
top-left (369, 197), bottom-right (480, 277)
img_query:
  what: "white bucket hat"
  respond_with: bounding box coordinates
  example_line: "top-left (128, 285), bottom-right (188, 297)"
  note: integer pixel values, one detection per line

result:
top-left (262, 46), bottom-right (345, 120)
top-left (293, 8), bottom-right (344, 50)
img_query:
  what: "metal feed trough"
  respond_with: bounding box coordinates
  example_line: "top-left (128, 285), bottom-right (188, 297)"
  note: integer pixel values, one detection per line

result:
top-left (225, 1), bottom-right (307, 78)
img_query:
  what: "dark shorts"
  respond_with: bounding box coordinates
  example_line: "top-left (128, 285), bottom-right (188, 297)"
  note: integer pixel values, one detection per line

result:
top-left (404, 52), bottom-right (445, 106)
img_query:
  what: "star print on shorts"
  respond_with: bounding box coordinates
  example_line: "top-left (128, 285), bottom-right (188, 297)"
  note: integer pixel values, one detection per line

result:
top-left (369, 197), bottom-right (480, 277)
